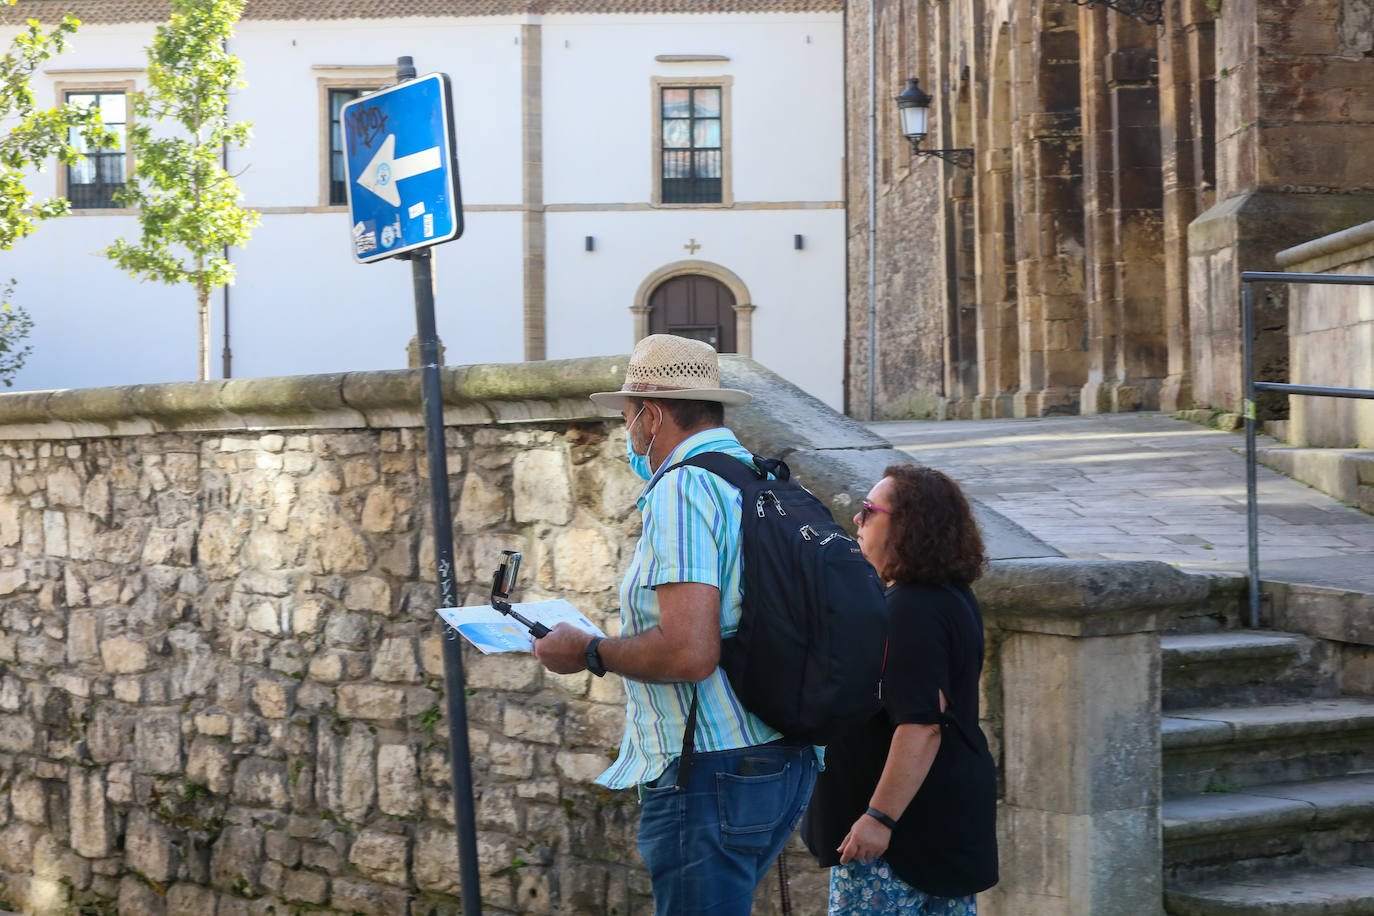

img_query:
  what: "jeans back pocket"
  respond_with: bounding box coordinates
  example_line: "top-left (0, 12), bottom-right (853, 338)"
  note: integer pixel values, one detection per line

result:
top-left (716, 759), bottom-right (791, 853)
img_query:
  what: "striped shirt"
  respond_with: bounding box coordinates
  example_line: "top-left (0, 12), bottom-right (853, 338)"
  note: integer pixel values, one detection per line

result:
top-left (596, 427), bottom-right (781, 789)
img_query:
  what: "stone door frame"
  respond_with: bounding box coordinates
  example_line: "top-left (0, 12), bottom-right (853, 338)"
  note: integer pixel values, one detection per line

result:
top-left (631, 260), bottom-right (756, 356)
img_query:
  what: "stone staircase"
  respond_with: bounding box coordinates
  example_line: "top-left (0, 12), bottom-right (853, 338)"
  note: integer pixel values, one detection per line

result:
top-left (1162, 630), bottom-right (1374, 914)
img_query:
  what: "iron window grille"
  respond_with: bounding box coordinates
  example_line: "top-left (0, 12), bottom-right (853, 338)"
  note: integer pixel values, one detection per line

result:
top-left (65, 91), bottom-right (126, 209)
top-left (661, 86), bottom-right (722, 204)
top-left (329, 88), bottom-right (366, 206)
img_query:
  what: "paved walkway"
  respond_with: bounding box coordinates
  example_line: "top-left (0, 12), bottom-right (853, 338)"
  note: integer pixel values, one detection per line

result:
top-left (871, 413), bottom-right (1374, 589)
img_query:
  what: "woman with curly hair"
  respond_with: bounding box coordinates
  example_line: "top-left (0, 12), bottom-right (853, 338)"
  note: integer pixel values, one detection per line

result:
top-left (803, 464), bottom-right (998, 915)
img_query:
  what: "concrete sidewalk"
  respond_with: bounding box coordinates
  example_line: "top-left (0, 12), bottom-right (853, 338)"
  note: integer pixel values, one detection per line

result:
top-left (872, 413), bottom-right (1374, 590)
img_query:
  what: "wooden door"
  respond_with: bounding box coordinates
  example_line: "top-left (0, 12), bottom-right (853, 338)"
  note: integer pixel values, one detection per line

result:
top-left (647, 274), bottom-right (737, 352)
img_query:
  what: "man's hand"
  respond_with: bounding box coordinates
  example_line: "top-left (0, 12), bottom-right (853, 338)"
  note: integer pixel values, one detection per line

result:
top-left (532, 622), bottom-right (592, 674)
top-left (837, 813), bottom-right (891, 865)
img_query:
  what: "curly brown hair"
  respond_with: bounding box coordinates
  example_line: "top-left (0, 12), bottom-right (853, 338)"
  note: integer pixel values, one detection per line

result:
top-left (879, 464), bottom-right (987, 586)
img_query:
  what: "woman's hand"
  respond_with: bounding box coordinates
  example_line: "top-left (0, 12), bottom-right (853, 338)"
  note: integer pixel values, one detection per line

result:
top-left (837, 813), bottom-right (891, 864)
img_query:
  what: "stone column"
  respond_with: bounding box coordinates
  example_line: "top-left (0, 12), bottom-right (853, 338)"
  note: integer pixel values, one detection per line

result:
top-left (731, 303), bottom-right (756, 357)
top-left (1157, 0), bottom-right (1216, 412)
top-left (973, 26), bottom-right (1021, 420)
top-left (977, 558), bottom-right (1182, 916)
top-left (1081, 11), bottom-right (1167, 415)
top-left (630, 304), bottom-right (652, 344)
top-left (1078, 5), bottom-right (1119, 415)
top-left (1187, 0), bottom-right (1374, 411)
top-left (1013, 2), bottom-right (1086, 418)
top-left (992, 629), bottom-right (1162, 916)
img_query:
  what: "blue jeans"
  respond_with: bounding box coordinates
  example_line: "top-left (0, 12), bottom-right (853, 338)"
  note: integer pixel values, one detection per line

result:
top-left (637, 742), bottom-right (818, 915)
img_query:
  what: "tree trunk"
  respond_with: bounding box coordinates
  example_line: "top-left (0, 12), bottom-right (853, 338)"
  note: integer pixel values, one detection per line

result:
top-left (197, 277), bottom-right (210, 381)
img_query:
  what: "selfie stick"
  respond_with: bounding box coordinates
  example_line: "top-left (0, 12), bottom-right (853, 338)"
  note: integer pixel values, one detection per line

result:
top-left (489, 567), bottom-right (550, 638)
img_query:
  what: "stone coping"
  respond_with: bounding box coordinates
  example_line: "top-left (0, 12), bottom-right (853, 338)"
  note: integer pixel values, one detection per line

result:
top-left (0, 356), bottom-right (628, 438)
top-left (0, 354), bottom-right (1230, 630)
top-left (1275, 219), bottom-right (1374, 271)
top-left (1256, 446), bottom-right (1374, 514)
top-left (975, 558), bottom-right (1240, 637)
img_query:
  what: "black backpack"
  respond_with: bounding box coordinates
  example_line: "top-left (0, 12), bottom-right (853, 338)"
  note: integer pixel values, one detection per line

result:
top-left (646, 451), bottom-right (889, 773)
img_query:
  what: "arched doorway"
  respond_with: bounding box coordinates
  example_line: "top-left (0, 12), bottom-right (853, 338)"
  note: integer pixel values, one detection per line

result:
top-left (647, 274), bottom-right (737, 353)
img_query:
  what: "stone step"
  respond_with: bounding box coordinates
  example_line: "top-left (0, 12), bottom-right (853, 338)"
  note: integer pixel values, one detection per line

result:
top-left (1163, 773), bottom-right (1374, 883)
top-left (1161, 631), bottom-right (1336, 711)
top-left (1164, 699), bottom-right (1374, 797)
top-left (1165, 865), bottom-right (1374, 915)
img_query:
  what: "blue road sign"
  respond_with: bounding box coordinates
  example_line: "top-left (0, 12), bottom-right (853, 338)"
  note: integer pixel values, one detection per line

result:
top-left (341, 73), bottom-right (463, 263)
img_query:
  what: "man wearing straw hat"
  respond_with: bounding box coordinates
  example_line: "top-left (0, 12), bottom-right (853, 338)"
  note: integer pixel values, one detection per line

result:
top-left (534, 334), bottom-right (818, 914)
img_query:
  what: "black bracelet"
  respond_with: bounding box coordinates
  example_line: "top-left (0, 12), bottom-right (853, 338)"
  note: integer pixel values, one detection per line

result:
top-left (865, 807), bottom-right (898, 830)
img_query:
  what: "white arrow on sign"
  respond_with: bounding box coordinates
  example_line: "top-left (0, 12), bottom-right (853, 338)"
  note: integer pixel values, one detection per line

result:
top-left (356, 134), bottom-right (442, 207)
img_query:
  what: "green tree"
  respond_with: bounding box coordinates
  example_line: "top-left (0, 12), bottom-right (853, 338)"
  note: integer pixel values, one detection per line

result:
top-left (105, 0), bottom-right (258, 381)
top-left (0, 279), bottom-right (33, 387)
top-left (0, 1), bottom-right (113, 250)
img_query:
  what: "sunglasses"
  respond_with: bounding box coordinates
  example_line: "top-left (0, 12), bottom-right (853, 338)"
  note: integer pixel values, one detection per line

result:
top-left (859, 500), bottom-right (891, 525)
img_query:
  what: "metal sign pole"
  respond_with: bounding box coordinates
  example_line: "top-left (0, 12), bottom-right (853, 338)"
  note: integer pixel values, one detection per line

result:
top-left (340, 55), bottom-right (478, 910)
top-left (410, 244), bottom-right (483, 915)
top-left (1242, 281), bottom-right (1261, 629)
top-left (390, 57), bottom-right (482, 915)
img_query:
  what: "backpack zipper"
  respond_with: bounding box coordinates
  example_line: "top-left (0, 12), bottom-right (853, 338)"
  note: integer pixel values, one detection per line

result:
top-left (819, 531), bottom-right (854, 546)
top-left (799, 524), bottom-right (821, 540)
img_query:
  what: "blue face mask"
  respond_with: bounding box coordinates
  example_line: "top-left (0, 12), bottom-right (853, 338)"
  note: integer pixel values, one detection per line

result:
top-left (625, 405), bottom-right (659, 481)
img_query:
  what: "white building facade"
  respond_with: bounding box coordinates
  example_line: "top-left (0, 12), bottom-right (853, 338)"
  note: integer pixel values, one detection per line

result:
top-left (1, 0), bottom-right (846, 407)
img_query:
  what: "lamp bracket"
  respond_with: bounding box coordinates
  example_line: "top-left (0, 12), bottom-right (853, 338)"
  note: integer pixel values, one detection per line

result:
top-left (1062, 0), bottom-right (1164, 26)
top-left (908, 139), bottom-right (974, 170)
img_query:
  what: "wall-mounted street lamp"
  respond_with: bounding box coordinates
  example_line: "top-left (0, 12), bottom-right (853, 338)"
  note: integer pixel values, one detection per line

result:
top-left (895, 78), bottom-right (973, 170)
top-left (1064, 0), bottom-right (1164, 25)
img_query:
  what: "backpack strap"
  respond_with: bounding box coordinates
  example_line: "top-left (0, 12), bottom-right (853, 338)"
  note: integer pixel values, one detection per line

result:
top-left (650, 451), bottom-right (777, 788)
top-left (675, 685), bottom-right (699, 790)
top-left (650, 451), bottom-right (786, 496)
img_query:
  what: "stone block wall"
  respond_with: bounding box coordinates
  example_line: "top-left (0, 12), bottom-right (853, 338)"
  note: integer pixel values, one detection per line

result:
top-left (0, 356), bottom-right (1230, 915)
top-left (1275, 220), bottom-right (1374, 449)
top-left (0, 422), bottom-right (666, 915)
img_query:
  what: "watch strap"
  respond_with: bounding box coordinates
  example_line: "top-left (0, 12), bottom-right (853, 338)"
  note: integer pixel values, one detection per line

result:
top-left (585, 636), bottom-right (606, 677)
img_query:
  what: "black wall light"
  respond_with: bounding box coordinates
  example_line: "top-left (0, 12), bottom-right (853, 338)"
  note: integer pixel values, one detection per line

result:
top-left (585, 236), bottom-right (594, 252)
top-left (794, 234), bottom-right (804, 250)
top-left (895, 78), bottom-right (973, 170)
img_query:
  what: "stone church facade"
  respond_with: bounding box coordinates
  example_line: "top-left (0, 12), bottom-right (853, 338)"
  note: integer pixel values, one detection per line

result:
top-left (845, 0), bottom-right (1374, 419)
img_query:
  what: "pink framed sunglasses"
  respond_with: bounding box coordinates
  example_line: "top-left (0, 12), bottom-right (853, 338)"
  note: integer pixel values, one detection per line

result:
top-left (859, 500), bottom-right (892, 525)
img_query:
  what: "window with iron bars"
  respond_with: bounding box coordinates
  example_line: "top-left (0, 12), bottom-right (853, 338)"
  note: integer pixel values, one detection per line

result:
top-left (65, 91), bottom-right (126, 209)
top-left (660, 86), bottom-right (722, 204)
top-left (329, 88), bottom-right (367, 206)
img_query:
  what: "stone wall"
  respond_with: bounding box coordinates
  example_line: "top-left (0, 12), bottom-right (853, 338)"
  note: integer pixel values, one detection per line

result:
top-left (842, 0), bottom-right (948, 420)
top-left (0, 355), bottom-right (1236, 915)
top-left (846, 0), bottom-right (1374, 421)
top-left (1186, 0), bottom-right (1374, 414)
top-left (1275, 220), bottom-right (1374, 449)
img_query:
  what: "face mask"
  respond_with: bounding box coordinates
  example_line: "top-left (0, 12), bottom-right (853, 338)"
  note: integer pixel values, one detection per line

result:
top-left (624, 404), bottom-right (660, 481)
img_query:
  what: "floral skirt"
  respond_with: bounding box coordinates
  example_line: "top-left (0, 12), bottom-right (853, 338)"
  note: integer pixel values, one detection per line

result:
top-left (828, 859), bottom-right (977, 915)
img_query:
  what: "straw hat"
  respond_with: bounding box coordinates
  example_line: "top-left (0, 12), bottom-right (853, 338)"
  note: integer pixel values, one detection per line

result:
top-left (590, 334), bottom-right (752, 408)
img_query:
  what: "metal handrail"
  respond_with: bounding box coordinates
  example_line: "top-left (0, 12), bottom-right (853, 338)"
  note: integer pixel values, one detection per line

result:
top-left (1241, 270), bottom-right (1374, 628)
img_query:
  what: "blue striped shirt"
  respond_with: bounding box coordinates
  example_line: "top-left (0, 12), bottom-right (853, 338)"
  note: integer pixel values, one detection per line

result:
top-left (596, 427), bottom-right (782, 789)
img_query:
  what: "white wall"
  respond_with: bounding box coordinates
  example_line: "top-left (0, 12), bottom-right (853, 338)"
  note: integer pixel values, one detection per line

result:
top-left (541, 14), bottom-right (844, 205)
top-left (1, 12), bottom-right (845, 408)
top-left (545, 209), bottom-right (845, 407)
top-left (230, 18), bottom-right (527, 207)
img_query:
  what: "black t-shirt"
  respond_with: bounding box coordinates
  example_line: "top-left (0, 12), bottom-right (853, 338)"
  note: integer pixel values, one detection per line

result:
top-left (803, 581), bottom-right (998, 899)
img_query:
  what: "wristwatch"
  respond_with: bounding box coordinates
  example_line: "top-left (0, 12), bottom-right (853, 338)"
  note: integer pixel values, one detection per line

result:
top-left (585, 636), bottom-right (607, 677)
